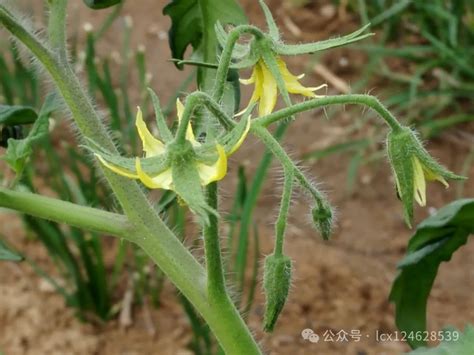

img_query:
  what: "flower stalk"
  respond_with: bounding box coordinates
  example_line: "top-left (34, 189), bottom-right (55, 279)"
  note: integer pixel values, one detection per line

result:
top-left (254, 94), bottom-right (404, 131)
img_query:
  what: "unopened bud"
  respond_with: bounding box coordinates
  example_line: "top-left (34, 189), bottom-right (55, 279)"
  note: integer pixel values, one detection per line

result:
top-left (311, 202), bottom-right (333, 240)
top-left (263, 254), bottom-right (292, 332)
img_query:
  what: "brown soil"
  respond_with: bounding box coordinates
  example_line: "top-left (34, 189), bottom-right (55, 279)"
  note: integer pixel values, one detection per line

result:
top-left (1, 1), bottom-right (473, 354)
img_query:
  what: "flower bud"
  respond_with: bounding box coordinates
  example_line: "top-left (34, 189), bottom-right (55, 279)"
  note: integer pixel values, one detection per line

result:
top-left (311, 201), bottom-right (333, 241)
top-left (387, 126), bottom-right (465, 227)
top-left (263, 254), bottom-right (292, 332)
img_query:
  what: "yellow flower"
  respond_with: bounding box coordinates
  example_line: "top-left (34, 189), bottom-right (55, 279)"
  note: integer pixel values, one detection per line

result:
top-left (240, 57), bottom-right (326, 116)
top-left (96, 100), bottom-right (250, 191)
top-left (411, 156), bottom-right (448, 207)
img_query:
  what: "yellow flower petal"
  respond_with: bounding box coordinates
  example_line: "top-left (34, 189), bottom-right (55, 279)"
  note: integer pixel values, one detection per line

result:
top-left (227, 115), bottom-right (251, 156)
top-left (412, 157), bottom-right (426, 206)
top-left (277, 58), bottom-right (298, 81)
top-left (197, 144), bottom-right (228, 185)
top-left (135, 157), bottom-right (173, 190)
top-left (237, 64), bottom-right (263, 117)
top-left (259, 60), bottom-right (278, 116)
top-left (277, 57), bottom-right (326, 97)
top-left (135, 107), bottom-right (165, 157)
top-left (95, 154), bottom-right (139, 179)
top-left (239, 67), bottom-right (256, 85)
top-left (176, 99), bottom-right (200, 147)
top-left (423, 167), bottom-right (449, 188)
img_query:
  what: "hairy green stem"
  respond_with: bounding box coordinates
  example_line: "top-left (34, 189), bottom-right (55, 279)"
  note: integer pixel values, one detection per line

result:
top-left (196, 15), bottom-right (262, 353)
top-left (0, 1), bottom-right (204, 301)
top-left (176, 92), bottom-right (235, 143)
top-left (274, 169), bottom-right (293, 256)
top-left (251, 125), bottom-right (326, 203)
top-left (47, 0), bottom-right (68, 62)
top-left (234, 49), bottom-right (294, 292)
top-left (203, 182), bottom-right (226, 297)
top-left (0, 5), bottom-right (261, 353)
top-left (212, 25), bottom-right (263, 102)
top-left (256, 94), bottom-right (404, 132)
top-left (0, 187), bottom-right (132, 238)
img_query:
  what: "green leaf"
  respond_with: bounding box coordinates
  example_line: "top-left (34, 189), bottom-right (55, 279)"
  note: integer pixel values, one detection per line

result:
top-left (389, 199), bottom-right (474, 349)
top-left (164, 0), bottom-right (247, 118)
top-left (406, 325), bottom-right (474, 354)
top-left (163, 0), bottom-right (202, 67)
top-left (163, 0), bottom-right (247, 67)
top-left (83, 0), bottom-right (122, 10)
top-left (0, 105), bottom-right (37, 125)
top-left (2, 94), bottom-right (59, 176)
top-left (0, 240), bottom-right (23, 262)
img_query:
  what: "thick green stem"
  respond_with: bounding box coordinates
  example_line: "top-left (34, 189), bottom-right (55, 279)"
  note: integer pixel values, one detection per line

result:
top-left (201, 183), bottom-right (260, 354)
top-left (203, 182), bottom-right (226, 297)
top-left (0, 6), bottom-right (261, 353)
top-left (47, 0), bottom-right (68, 62)
top-left (256, 94), bottom-right (404, 132)
top-left (0, 187), bottom-right (132, 238)
top-left (0, 2), bottom-right (204, 302)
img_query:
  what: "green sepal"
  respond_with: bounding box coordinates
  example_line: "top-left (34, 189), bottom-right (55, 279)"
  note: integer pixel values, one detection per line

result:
top-left (387, 128), bottom-right (415, 227)
top-left (311, 201), bottom-right (333, 240)
top-left (263, 254), bottom-right (292, 332)
top-left (83, 138), bottom-right (170, 176)
top-left (260, 49), bottom-right (293, 108)
top-left (215, 22), bottom-right (261, 69)
top-left (258, 0), bottom-right (279, 41)
top-left (218, 105), bottom-right (253, 154)
top-left (409, 131), bottom-right (466, 182)
top-left (147, 88), bottom-right (173, 143)
top-left (215, 21), bottom-right (250, 59)
top-left (229, 54), bottom-right (261, 70)
top-left (275, 24), bottom-right (373, 56)
top-left (171, 157), bottom-right (217, 224)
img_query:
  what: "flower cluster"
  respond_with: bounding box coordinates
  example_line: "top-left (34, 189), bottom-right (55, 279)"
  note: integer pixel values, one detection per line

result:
top-left (88, 0), bottom-right (465, 333)
top-left (90, 94), bottom-right (250, 221)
